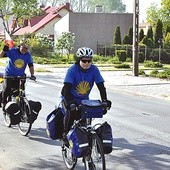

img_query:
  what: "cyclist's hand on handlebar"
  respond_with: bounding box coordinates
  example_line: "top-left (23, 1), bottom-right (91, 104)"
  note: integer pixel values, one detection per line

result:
top-left (3, 44), bottom-right (9, 52)
top-left (30, 75), bottom-right (36, 81)
top-left (102, 99), bottom-right (112, 109)
top-left (65, 101), bottom-right (77, 111)
top-left (101, 99), bottom-right (111, 115)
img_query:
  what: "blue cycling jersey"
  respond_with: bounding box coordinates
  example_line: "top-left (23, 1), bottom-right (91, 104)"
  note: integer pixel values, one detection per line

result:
top-left (64, 64), bottom-right (104, 104)
top-left (4, 48), bottom-right (33, 76)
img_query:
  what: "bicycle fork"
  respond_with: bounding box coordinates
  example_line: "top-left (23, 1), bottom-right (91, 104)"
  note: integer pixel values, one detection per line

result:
top-left (83, 130), bottom-right (96, 169)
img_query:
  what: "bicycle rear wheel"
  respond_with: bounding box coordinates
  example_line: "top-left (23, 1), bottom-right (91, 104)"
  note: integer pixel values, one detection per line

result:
top-left (18, 98), bottom-right (32, 136)
top-left (3, 112), bottom-right (11, 127)
top-left (61, 140), bottom-right (77, 169)
top-left (84, 133), bottom-right (106, 170)
top-left (3, 95), bottom-right (13, 127)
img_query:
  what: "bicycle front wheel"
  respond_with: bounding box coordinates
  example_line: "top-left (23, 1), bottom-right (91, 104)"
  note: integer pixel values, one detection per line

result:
top-left (84, 133), bottom-right (106, 170)
top-left (18, 98), bottom-right (32, 136)
top-left (61, 140), bottom-right (77, 169)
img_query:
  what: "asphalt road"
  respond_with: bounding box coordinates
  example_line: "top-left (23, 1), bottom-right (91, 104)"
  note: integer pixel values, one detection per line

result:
top-left (0, 72), bottom-right (169, 170)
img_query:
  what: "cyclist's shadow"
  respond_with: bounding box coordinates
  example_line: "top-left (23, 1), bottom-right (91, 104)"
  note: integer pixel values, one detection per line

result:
top-left (27, 127), bottom-right (61, 146)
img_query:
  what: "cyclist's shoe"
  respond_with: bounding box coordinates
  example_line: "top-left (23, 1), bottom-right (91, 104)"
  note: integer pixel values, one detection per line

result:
top-left (62, 132), bottom-right (69, 147)
top-left (88, 162), bottom-right (96, 170)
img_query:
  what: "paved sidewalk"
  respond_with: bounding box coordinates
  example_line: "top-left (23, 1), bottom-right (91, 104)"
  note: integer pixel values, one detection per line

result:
top-left (102, 71), bottom-right (170, 101)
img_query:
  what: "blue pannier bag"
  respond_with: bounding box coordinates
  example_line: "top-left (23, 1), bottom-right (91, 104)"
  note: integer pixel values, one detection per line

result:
top-left (67, 127), bottom-right (89, 158)
top-left (46, 108), bottom-right (64, 140)
top-left (95, 121), bottom-right (113, 154)
top-left (81, 100), bottom-right (104, 118)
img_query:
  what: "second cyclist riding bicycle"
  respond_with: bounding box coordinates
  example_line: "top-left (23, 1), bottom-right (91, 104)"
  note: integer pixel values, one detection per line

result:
top-left (1, 75), bottom-right (42, 136)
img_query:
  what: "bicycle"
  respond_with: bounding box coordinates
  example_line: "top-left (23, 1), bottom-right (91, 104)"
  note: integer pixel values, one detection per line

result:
top-left (58, 99), bottom-right (110, 170)
top-left (2, 75), bottom-right (36, 136)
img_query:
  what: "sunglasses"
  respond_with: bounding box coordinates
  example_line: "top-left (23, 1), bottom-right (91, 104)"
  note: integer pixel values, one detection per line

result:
top-left (81, 59), bottom-right (92, 63)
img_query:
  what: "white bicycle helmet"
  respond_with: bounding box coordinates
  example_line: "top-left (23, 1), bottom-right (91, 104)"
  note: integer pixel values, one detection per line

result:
top-left (76, 47), bottom-right (94, 58)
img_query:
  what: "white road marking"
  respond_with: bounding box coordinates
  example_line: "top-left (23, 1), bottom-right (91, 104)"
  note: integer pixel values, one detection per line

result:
top-left (27, 81), bottom-right (44, 87)
top-left (30, 79), bottom-right (63, 87)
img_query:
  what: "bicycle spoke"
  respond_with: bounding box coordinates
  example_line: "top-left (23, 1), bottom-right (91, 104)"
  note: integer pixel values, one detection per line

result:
top-left (18, 98), bottom-right (32, 136)
top-left (3, 111), bottom-right (11, 127)
top-left (88, 134), bottom-right (106, 170)
top-left (61, 140), bottom-right (77, 169)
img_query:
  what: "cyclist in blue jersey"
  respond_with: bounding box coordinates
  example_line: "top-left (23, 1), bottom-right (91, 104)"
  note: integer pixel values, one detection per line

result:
top-left (61, 47), bottom-right (111, 141)
top-left (0, 41), bottom-right (36, 111)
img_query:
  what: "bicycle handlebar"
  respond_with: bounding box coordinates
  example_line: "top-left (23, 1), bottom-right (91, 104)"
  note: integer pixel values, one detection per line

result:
top-left (80, 101), bottom-right (110, 110)
top-left (3, 75), bottom-right (36, 82)
top-left (69, 101), bottom-right (110, 112)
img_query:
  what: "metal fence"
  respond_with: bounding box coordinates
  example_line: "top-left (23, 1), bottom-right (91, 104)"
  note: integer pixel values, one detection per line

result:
top-left (96, 44), bottom-right (170, 64)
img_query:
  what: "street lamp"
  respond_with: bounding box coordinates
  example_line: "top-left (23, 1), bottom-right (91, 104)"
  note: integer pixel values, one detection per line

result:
top-left (132, 0), bottom-right (139, 76)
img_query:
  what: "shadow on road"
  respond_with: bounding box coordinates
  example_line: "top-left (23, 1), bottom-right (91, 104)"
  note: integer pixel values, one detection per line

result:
top-left (28, 127), bottom-right (61, 147)
top-left (105, 137), bottom-right (170, 170)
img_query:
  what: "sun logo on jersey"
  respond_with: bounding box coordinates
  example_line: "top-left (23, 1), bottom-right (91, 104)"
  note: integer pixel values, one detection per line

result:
top-left (76, 81), bottom-right (90, 95)
top-left (14, 59), bottom-right (24, 69)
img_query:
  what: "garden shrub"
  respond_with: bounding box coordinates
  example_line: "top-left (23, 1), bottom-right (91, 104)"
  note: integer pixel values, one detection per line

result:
top-left (157, 72), bottom-right (168, 79)
top-left (114, 63), bottom-right (130, 68)
top-left (144, 61), bottom-right (163, 68)
top-left (164, 69), bottom-right (170, 75)
top-left (149, 69), bottom-right (159, 77)
top-left (138, 52), bottom-right (145, 63)
top-left (149, 49), bottom-right (159, 62)
top-left (126, 57), bottom-right (132, 62)
top-left (161, 50), bottom-right (170, 64)
top-left (139, 69), bottom-right (145, 75)
top-left (115, 50), bottom-right (127, 62)
top-left (149, 49), bottom-right (170, 63)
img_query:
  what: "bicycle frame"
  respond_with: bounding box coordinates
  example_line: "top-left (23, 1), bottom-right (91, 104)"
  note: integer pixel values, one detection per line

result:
top-left (60, 99), bottom-right (108, 170)
top-left (3, 75), bottom-right (34, 136)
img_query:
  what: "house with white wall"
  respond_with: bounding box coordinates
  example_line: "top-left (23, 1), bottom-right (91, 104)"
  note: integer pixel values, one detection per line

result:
top-left (0, 3), bottom-right (71, 39)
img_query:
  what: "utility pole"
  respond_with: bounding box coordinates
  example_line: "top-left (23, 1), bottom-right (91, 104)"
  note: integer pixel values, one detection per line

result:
top-left (79, 0), bottom-right (82, 12)
top-left (132, 0), bottom-right (139, 76)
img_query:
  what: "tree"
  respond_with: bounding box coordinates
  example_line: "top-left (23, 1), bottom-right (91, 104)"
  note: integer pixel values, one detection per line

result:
top-left (35, 33), bottom-right (54, 49)
top-left (146, 3), bottom-right (161, 29)
top-left (140, 36), bottom-right (154, 48)
top-left (159, 0), bottom-right (170, 30)
top-left (154, 19), bottom-right (163, 48)
top-left (46, 0), bottom-right (126, 13)
top-left (146, 0), bottom-right (170, 31)
top-left (139, 29), bottom-right (145, 42)
top-left (56, 32), bottom-right (75, 58)
top-left (0, 0), bottom-right (39, 35)
top-left (147, 26), bottom-right (153, 40)
top-left (165, 25), bottom-right (170, 37)
top-left (164, 32), bottom-right (170, 49)
top-left (87, 0), bottom-right (126, 13)
top-left (128, 26), bottom-right (133, 45)
top-left (123, 35), bottom-right (130, 44)
top-left (39, 0), bottom-right (59, 7)
top-left (114, 25), bottom-right (121, 44)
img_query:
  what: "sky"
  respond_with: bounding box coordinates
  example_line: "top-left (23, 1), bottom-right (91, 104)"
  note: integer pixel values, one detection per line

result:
top-left (122, 0), bottom-right (161, 23)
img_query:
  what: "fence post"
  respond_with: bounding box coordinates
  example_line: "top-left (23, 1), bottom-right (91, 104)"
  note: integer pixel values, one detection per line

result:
top-left (105, 44), bottom-right (106, 57)
top-left (145, 45), bottom-right (147, 61)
